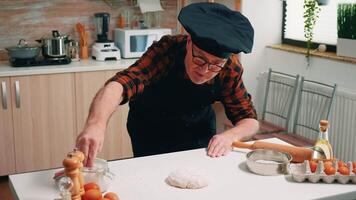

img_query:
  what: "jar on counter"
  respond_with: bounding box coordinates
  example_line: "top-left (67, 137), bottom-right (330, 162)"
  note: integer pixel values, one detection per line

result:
top-left (67, 40), bottom-right (80, 61)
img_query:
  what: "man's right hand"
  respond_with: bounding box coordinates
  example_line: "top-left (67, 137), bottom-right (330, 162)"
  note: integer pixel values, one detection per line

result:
top-left (76, 122), bottom-right (106, 167)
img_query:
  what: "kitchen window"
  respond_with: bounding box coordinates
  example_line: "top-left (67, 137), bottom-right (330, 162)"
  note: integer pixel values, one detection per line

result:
top-left (282, 0), bottom-right (356, 52)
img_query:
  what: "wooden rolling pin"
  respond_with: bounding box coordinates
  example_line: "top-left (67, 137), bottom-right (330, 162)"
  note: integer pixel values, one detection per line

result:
top-left (232, 140), bottom-right (313, 163)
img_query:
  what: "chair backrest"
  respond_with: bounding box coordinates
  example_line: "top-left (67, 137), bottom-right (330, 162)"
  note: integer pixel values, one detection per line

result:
top-left (292, 77), bottom-right (337, 140)
top-left (262, 68), bottom-right (300, 130)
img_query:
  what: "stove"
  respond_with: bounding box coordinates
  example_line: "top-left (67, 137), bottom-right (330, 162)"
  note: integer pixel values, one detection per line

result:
top-left (9, 56), bottom-right (71, 67)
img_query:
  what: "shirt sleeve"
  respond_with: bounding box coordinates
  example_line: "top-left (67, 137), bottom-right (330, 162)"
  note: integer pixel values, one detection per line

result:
top-left (106, 35), bottom-right (175, 104)
top-left (219, 55), bottom-right (257, 125)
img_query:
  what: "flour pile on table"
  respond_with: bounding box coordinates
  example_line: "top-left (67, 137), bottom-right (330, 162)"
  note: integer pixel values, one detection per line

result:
top-left (166, 168), bottom-right (209, 189)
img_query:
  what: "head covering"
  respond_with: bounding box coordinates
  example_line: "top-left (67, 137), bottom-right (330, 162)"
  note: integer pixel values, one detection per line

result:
top-left (178, 2), bottom-right (254, 58)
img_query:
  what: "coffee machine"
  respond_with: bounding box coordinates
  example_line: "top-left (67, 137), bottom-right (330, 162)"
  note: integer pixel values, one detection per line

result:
top-left (92, 12), bottom-right (121, 61)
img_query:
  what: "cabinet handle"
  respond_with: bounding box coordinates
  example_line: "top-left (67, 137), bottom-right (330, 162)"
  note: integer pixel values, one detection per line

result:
top-left (15, 80), bottom-right (20, 108)
top-left (1, 81), bottom-right (7, 109)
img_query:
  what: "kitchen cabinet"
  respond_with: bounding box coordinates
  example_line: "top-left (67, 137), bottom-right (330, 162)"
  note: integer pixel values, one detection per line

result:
top-left (11, 74), bottom-right (77, 173)
top-left (75, 70), bottom-right (133, 160)
top-left (0, 77), bottom-right (16, 176)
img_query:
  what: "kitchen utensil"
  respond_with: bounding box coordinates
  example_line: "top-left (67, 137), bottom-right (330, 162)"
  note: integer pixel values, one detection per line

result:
top-left (232, 140), bottom-right (313, 163)
top-left (246, 149), bottom-right (292, 175)
top-left (92, 12), bottom-right (120, 61)
top-left (54, 158), bottom-right (115, 193)
top-left (5, 39), bottom-right (40, 59)
top-left (75, 23), bottom-right (89, 59)
top-left (37, 30), bottom-right (71, 58)
top-left (67, 40), bottom-right (80, 61)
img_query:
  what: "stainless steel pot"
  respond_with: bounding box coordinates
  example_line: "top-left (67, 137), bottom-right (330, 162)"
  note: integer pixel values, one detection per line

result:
top-left (37, 30), bottom-right (70, 58)
top-left (5, 39), bottom-right (40, 59)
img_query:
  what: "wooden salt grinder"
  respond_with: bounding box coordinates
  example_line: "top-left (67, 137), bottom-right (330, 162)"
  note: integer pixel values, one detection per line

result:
top-left (68, 149), bottom-right (85, 196)
top-left (63, 155), bottom-right (81, 200)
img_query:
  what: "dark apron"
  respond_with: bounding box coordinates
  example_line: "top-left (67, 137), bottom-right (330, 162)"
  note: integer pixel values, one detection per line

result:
top-left (127, 49), bottom-right (221, 157)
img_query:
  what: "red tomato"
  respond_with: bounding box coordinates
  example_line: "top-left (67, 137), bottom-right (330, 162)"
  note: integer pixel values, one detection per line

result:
top-left (104, 192), bottom-right (120, 200)
top-left (309, 160), bottom-right (317, 173)
top-left (338, 166), bottom-right (350, 175)
top-left (352, 161), bottom-right (356, 169)
top-left (84, 182), bottom-right (100, 192)
top-left (82, 189), bottom-right (102, 200)
top-left (353, 167), bottom-right (356, 174)
top-left (324, 166), bottom-right (336, 175)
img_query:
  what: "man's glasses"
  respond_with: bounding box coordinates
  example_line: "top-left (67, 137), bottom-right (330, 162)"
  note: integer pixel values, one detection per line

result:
top-left (191, 46), bottom-right (226, 72)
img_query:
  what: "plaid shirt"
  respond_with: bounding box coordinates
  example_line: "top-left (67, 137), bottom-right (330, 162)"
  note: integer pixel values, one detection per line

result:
top-left (107, 35), bottom-right (257, 125)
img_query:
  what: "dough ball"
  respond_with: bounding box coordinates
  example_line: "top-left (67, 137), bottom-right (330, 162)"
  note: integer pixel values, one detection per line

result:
top-left (166, 168), bottom-right (209, 189)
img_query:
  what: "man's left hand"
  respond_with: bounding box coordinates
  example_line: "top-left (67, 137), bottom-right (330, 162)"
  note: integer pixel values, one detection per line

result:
top-left (207, 133), bottom-right (234, 157)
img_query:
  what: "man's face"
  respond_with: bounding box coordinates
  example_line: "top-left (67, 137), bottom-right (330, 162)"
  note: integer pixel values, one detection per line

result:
top-left (184, 36), bottom-right (227, 84)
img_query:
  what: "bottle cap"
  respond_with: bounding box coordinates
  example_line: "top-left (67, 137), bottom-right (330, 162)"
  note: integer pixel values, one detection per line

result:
top-left (320, 120), bottom-right (329, 132)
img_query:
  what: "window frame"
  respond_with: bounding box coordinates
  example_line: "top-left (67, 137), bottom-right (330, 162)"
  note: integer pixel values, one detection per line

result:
top-left (281, 1), bottom-right (336, 52)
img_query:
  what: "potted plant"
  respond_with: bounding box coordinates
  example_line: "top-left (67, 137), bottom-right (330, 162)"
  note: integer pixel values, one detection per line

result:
top-left (303, 0), bottom-right (321, 65)
top-left (337, 3), bottom-right (356, 58)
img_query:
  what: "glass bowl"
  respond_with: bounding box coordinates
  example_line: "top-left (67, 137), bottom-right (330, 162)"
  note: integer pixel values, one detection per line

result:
top-left (82, 158), bottom-right (115, 192)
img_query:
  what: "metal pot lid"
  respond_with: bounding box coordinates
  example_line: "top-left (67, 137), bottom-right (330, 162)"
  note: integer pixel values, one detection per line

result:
top-left (41, 30), bottom-right (68, 40)
top-left (5, 39), bottom-right (40, 51)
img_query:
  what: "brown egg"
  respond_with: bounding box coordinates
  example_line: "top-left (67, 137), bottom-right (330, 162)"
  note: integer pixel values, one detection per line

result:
top-left (309, 160), bottom-right (317, 173)
top-left (324, 166), bottom-right (336, 175)
top-left (338, 166), bottom-right (350, 175)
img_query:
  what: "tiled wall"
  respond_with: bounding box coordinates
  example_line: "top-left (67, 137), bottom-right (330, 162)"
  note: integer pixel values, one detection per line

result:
top-left (0, 0), bottom-right (179, 61)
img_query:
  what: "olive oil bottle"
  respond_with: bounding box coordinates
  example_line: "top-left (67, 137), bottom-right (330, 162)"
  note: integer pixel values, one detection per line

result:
top-left (312, 120), bottom-right (334, 159)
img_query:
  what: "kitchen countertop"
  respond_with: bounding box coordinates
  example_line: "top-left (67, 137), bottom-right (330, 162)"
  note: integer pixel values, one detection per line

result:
top-left (0, 58), bottom-right (137, 77)
top-left (9, 138), bottom-right (356, 200)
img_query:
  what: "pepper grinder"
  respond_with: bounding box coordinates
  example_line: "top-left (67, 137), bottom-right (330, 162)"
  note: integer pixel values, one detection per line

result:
top-left (63, 155), bottom-right (81, 200)
top-left (67, 149), bottom-right (85, 196)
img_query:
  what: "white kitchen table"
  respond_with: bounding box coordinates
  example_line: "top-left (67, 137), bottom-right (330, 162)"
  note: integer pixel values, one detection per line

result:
top-left (9, 138), bottom-right (356, 200)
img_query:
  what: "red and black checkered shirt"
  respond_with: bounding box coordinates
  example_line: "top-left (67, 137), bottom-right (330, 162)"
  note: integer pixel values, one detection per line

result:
top-left (107, 35), bottom-right (257, 125)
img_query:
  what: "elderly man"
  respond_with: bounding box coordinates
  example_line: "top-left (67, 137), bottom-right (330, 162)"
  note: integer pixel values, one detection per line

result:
top-left (76, 2), bottom-right (259, 166)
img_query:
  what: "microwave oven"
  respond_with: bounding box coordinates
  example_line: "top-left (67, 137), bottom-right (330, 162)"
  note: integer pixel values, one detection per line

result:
top-left (114, 28), bottom-right (172, 58)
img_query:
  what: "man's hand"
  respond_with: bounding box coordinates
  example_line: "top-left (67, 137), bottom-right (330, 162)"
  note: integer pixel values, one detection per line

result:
top-left (207, 118), bottom-right (259, 157)
top-left (207, 133), bottom-right (234, 157)
top-left (76, 123), bottom-right (105, 167)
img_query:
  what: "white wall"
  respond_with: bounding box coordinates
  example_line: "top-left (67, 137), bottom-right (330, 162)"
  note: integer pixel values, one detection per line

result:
top-left (266, 49), bottom-right (356, 92)
top-left (240, 0), bottom-right (283, 116)
top-left (241, 0), bottom-right (356, 114)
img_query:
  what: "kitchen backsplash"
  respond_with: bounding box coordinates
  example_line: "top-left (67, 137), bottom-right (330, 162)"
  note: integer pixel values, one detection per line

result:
top-left (0, 0), bottom-right (179, 61)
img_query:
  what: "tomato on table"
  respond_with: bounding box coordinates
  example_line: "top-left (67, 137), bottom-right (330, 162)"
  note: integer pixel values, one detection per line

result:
top-left (104, 192), bottom-right (120, 200)
top-left (82, 189), bottom-right (102, 200)
top-left (84, 182), bottom-right (101, 192)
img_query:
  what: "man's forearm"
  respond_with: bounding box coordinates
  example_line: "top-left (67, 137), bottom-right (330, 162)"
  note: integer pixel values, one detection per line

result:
top-left (223, 118), bottom-right (259, 142)
top-left (85, 81), bottom-right (124, 128)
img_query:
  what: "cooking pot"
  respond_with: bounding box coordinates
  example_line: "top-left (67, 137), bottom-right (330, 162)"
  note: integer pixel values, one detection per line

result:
top-left (5, 39), bottom-right (40, 59)
top-left (37, 30), bottom-right (71, 58)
